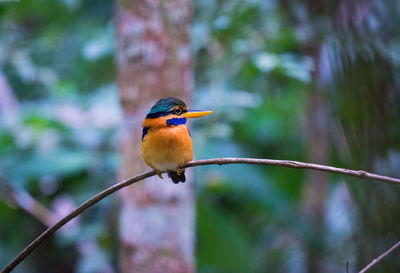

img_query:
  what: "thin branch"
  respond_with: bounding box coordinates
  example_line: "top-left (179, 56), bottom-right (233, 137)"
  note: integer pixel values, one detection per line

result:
top-left (2, 157), bottom-right (400, 273)
top-left (0, 170), bottom-right (156, 273)
top-left (184, 158), bottom-right (400, 184)
top-left (0, 68), bottom-right (18, 111)
top-left (0, 184), bottom-right (56, 227)
top-left (358, 240), bottom-right (400, 273)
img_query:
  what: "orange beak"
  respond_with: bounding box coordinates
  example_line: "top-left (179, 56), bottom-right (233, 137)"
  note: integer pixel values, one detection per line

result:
top-left (183, 110), bottom-right (213, 119)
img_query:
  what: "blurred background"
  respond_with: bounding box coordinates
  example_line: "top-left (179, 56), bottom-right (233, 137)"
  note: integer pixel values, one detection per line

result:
top-left (1, 0), bottom-right (400, 272)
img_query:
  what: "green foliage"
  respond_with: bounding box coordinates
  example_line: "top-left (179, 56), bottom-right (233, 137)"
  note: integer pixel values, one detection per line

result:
top-left (0, 1), bottom-right (117, 272)
top-left (197, 202), bottom-right (255, 273)
top-left (193, 0), bottom-right (400, 272)
top-left (1, 0), bottom-right (400, 272)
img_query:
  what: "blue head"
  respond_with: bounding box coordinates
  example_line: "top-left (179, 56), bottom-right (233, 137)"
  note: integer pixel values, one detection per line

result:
top-left (146, 97), bottom-right (187, 118)
top-left (142, 97), bottom-right (212, 140)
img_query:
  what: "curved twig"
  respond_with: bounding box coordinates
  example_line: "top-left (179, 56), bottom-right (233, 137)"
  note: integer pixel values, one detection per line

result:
top-left (358, 240), bottom-right (400, 273)
top-left (2, 157), bottom-right (400, 273)
top-left (184, 158), bottom-right (400, 184)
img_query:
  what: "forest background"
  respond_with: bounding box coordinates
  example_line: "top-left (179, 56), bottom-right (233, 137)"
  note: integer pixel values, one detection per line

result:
top-left (0, 0), bottom-right (400, 273)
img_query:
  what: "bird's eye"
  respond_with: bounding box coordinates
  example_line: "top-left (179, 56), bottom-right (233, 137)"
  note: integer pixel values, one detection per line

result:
top-left (174, 108), bottom-right (183, 115)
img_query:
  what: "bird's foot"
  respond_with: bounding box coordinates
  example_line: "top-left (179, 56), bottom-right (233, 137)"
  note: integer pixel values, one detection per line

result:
top-left (176, 168), bottom-right (184, 175)
top-left (157, 171), bottom-right (163, 179)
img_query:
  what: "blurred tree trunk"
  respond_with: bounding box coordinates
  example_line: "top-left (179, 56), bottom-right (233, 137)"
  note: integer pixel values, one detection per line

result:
top-left (332, 2), bottom-right (400, 270)
top-left (302, 46), bottom-right (330, 273)
top-left (114, 1), bottom-right (194, 273)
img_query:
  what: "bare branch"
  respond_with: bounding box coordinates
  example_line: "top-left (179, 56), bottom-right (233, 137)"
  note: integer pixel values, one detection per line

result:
top-left (358, 240), bottom-right (400, 273)
top-left (2, 157), bottom-right (400, 273)
top-left (2, 186), bottom-right (56, 227)
top-left (0, 68), bottom-right (18, 114)
top-left (183, 158), bottom-right (400, 184)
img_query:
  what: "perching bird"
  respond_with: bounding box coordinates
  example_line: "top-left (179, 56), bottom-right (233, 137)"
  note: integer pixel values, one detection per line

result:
top-left (141, 97), bottom-right (212, 183)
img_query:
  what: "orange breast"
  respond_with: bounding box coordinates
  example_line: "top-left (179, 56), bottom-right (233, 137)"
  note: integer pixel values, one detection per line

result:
top-left (141, 125), bottom-right (193, 171)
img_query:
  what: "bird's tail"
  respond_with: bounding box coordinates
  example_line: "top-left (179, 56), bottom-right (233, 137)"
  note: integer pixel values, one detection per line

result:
top-left (168, 170), bottom-right (186, 184)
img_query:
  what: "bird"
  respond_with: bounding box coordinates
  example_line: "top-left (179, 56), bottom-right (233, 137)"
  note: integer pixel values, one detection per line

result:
top-left (141, 97), bottom-right (212, 184)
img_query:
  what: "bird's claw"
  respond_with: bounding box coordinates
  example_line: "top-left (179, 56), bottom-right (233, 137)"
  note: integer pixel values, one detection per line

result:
top-left (157, 171), bottom-right (163, 179)
top-left (176, 168), bottom-right (184, 175)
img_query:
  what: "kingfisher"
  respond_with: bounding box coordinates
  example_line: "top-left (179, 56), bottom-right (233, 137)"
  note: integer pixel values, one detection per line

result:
top-left (141, 97), bottom-right (212, 184)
